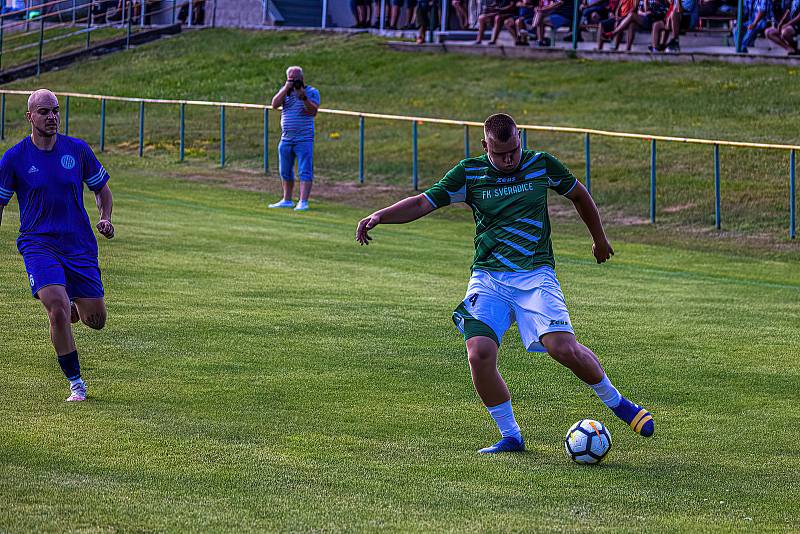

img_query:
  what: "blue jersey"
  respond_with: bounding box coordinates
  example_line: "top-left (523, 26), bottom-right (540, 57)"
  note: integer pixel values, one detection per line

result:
top-left (0, 135), bottom-right (109, 257)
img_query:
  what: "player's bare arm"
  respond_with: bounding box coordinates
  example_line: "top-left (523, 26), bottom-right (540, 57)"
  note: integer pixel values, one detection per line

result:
top-left (94, 183), bottom-right (114, 239)
top-left (355, 194), bottom-right (435, 245)
top-left (565, 181), bottom-right (614, 264)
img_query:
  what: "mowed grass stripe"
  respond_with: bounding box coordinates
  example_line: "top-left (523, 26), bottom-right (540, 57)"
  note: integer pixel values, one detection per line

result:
top-left (0, 164), bottom-right (798, 532)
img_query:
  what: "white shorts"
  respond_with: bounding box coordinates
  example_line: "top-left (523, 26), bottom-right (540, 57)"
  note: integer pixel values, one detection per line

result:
top-left (452, 267), bottom-right (574, 353)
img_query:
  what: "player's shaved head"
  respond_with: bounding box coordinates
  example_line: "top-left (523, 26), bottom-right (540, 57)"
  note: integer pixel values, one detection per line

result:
top-left (484, 113), bottom-right (517, 143)
top-left (28, 89), bottom-right (58, 111)
top-left (26, 88), bottom-right (60, 141)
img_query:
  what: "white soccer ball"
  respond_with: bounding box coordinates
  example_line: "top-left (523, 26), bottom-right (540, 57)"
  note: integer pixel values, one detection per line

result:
top-left (564, 419), bottom-right (612, 465)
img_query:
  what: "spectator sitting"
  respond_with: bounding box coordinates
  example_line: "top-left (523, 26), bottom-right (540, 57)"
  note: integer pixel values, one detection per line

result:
top-left (178, 0), bottom-right (205, 25)
top-left (474, 0), bottom-right (517, 44)
top-left (507, 0), bottom-right (536, 44)
top-left (597, 0), bottom-right (637, 49)
top-left (531, 0), bottom-right (575, 46)
top-left (415, 0), bottom-right (435, 43)
top-left (765, 0), bottom-right (800, 53)
top-left (649, 0), bottom-right (678, 51)
top-left (580, 0), bottom-right (611, 27)
top-left (452, 0), bottom-right (470, 28)
top-left (734, 0), bottom-right (771, 51)
top-left (394, 0), bottom-right (418, 29)
top-left (352, 0), bottom-right (369, 27)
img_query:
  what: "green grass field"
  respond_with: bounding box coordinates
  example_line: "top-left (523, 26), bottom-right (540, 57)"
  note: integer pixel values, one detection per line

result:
top-left (0, 156), bottom-right (798, 532)
top-left (1, 29), bottom-right (799, 532)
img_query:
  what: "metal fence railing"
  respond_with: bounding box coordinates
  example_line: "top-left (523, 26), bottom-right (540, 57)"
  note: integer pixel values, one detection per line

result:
top-left (0, 88), bottom-right (795, 239)
top-left (0, 0), bottom-right (217, 75)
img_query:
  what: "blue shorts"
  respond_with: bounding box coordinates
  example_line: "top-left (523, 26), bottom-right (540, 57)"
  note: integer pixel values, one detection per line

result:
top-left (549, 13), bottom-right (572, 29)
top-left (279, 139), bottom-right (314, 182)
top-left (21, 244), bottom-right (104, 300)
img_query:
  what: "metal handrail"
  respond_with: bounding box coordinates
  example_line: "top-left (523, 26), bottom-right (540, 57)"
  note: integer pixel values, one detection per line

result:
top-left (0, 88), bottom-right (794, 238)
top-left (0, 89), bottom-right (794, 151)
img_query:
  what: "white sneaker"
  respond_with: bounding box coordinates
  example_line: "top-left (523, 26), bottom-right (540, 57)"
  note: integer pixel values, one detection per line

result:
top-left (66, 382), bottom-right (87, 402)
top-left (294, 201), bottom-right (309, 211)
top-left (268, 199), bottom-right (295, 209)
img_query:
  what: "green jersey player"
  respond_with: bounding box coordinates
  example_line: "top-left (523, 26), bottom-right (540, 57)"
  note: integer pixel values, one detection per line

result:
top-left (355, 113), bottom-right (654, 453)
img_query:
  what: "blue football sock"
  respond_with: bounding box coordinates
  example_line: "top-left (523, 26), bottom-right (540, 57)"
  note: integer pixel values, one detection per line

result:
top-left (486, 400), bottom-right (522, 440)
top-left (590, 374), bottom-right (622, 409)
top-left (57, 350), bottom-right (81, 382)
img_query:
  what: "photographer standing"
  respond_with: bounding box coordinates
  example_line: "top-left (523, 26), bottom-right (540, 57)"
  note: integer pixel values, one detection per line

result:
top-left (269, 66), bottom-right (320, 211)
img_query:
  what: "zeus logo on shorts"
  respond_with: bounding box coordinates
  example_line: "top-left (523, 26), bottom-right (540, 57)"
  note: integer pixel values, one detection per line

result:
top-left (61, 155), bottom-right (76, 170)
top-left (29, 274), bottom-right (35, 287)
top-left (549, 319), bottom-right (570, 326)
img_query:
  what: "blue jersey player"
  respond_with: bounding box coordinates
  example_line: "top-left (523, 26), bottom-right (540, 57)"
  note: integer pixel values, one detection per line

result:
top-left (0, 89), bottom-right (114, 402)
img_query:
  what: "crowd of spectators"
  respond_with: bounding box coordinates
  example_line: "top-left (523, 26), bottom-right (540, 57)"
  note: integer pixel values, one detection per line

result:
top-left (353, 0), bottom-right (800, 55)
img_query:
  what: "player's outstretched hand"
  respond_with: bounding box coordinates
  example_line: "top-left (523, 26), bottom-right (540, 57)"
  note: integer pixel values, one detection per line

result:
top-left (97, 219), bottom-right (115, 239)
top-left (356, 213), bottom-right (381, 245)
top-left (592, 238), bottom-right (613, 264)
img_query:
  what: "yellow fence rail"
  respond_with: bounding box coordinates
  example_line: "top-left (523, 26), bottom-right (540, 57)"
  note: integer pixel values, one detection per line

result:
top-left (0, 89), bottom-right (795, 238)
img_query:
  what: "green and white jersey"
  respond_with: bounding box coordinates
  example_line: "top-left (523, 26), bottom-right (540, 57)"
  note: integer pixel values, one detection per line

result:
top-left (422, 149), bottom-right (578, 272)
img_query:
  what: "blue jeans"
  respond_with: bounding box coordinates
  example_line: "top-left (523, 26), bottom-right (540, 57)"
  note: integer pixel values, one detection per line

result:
top-left (279, 139), bottom-right (314, 182)
top-left (736, 18), bottom-right (766, 49)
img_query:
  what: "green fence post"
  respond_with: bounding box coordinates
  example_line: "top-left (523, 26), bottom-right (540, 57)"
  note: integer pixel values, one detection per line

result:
top-left (179, 102), bottom-right (185, 161)
top-left (791, 149), bottom-right (796, 239)
top-left (172, 0), bottom-right (177, 24)
top-left (126, 2), bottom-right (132, 49)
top-left (72, 0), bottom-right (77, 25)
top-left (1, 93), bottom-right (5, 141)
top-left (25, 0), bottom-right (29, 32)
top-left (64, 96), bottom-right (70, 136)
top-left (584, 132), bottom-right (591, 194)
top-left (464, 124), bottom-right (469, 158)
top-left (412, 121), bottom-right (418, 191)
top-left (37, 12), bottom-right (45, 77)
top-left (263, 107), bottom-right (268, 173)
top-left (735, 0), bottom-right (744, 52)
top-left (571, 0), bottom-right (580, 49)
top-left (1, 15), bottom-right (5, 73)
top-left (138, 101), bottom-right (145, 157)
top-left (522, 128), bottom-right (527, 149)
top-left (141, 0), bottom-right (146, 28)
top-left (220, 105), bottom-right (225, 167)
top-left (714, 144), bottom-right (721, 230)
top-left (359, 115), bottom-right (365, 183)
top-left (650, 139), bottom-right (656, 224)
top-left (99, 98), bottom-right (106, 152)
top-left (86, 0), bottom-right (92, 49)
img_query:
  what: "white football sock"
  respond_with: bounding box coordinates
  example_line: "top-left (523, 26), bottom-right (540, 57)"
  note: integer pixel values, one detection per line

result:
top-left (486, 400), bottom-right (522, 440)
top-left (68, 377), bottom-right (85, 388)
top-left (590, 374), bottom-right (622, 408)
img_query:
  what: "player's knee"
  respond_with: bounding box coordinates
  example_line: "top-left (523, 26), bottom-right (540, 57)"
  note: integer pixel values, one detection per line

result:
top-left (47, 305), bottom-right (71, 329)
top-left (467, 349), bottom-right (494, 367)
top-left (547, 340), bottom-right (580, 365)
top-left (466, 338), bottom-right (497, 367)
top-left (82, 312), bottom-right (106, 330)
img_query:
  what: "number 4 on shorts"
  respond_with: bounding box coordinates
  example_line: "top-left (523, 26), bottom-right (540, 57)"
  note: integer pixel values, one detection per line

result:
top-left (468, 293), bottom-right (479, 306)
